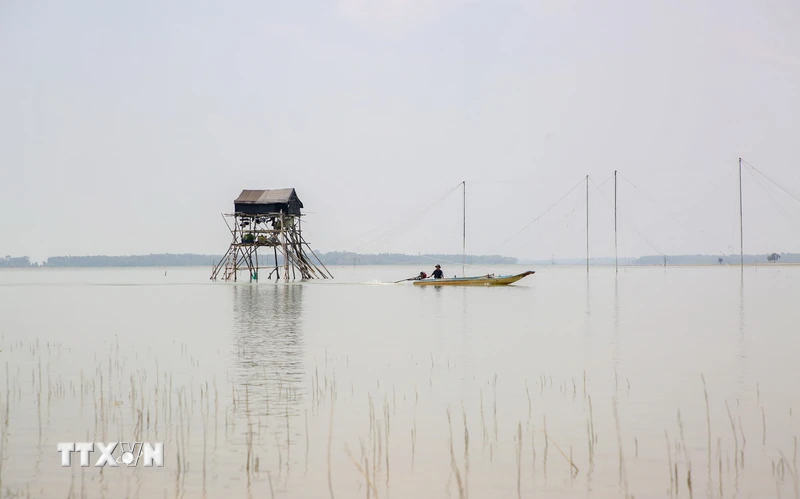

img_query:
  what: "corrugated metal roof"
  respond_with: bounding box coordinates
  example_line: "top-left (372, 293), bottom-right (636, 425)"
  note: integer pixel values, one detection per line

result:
top-left (235, 190), bottom-right (263, 203)
top-left (259, 189), bottom-right (296, 203)
top-left (234, 189), bottom-right (302, 206)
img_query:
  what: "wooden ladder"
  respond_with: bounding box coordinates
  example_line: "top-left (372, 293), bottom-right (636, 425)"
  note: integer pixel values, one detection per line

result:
top-left (223, 251), bottom-right (237, 280)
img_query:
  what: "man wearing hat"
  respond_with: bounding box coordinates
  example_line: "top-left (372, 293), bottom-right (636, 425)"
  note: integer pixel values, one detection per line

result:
top-left (431, 264), bottom-right (444, 279)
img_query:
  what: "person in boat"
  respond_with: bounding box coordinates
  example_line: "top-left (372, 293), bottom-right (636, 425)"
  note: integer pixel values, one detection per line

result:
top-left (431, 265), bottom-right (444, 279)
top-left (417, 271), bottom-right (427, 280)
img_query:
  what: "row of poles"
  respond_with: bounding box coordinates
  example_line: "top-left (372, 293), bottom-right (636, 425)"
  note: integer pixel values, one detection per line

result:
top-left (583, 159), bottom-right (746, 273)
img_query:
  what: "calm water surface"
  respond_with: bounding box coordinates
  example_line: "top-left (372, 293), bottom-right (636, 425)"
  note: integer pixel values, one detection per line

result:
top-left (0, 264), bottom-right (799, 498)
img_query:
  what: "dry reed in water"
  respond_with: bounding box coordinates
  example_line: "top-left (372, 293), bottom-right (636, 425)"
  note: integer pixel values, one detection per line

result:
top-left (738, 414), bottom-right (747, 459)
top-left (410, 427), bottom-right (416, 472)
top-left (462, 405), bottom-right (470, 499)
top-left (613, 398), bottom-right (629, 498)
top-left (778, 450), bottom-right (800, 499)
top-left (543, 414), bottom-right (549, 476)
top-left (374, 420), bottom-right (380, 489)
top-left (717, 437), bottom-right (723, 498)
top-left (725, 400), bottom-right (740, 472)
top-left (582, 370), bottom-right (586, 398)
top-left (665, 430), bottom-right (674, 496)
top-left (345, 442), bottom-right (378, 499)
top-left (327, 399), bottom-right (335, 499)
top-left (525, 382), bottom-right (531, 424)
top-left (447, 408), bottom-right (465, 499)
top-left (677, 410), bottom-right (693, 499)
top-left (588, 394), bottom-right (596, 462)
top-left (516, 422), bottom-right (522, 499)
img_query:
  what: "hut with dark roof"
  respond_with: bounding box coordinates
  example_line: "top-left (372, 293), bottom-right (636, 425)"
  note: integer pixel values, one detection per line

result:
top-left (210, 188), bottom-right (331, 282)
top-left (234, 189), bottom-right (304, 216)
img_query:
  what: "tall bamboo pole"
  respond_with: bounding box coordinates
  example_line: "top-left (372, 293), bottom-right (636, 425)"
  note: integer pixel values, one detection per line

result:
top-left (739, 157), bottom-right (744, 269)
top-left (462, 180), bottom-right (466, 278)
top-left (614, 170), bottom-right (618, 273)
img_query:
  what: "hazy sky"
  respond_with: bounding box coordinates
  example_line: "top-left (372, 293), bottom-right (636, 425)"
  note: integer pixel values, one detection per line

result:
top-left (2, 0), bottom-right (799, 262)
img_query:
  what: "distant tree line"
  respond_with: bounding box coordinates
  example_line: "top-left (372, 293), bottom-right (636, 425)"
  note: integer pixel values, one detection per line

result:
top-left (42, 254), bottom-right (222, 267)
top-left (0, 255), bottom-right (38, 268)
top-left (632, 253), bottom-right (799, 265)
top-left (316, 252), bottom-right (518, 265)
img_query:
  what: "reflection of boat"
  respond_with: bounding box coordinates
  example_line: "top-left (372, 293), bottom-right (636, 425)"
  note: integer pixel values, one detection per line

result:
top-left (413, 271), bottom-right (534, 286)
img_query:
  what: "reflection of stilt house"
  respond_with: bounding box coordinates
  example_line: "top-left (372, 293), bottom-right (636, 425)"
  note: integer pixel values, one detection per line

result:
top-left (210, 188), bottom-right (333, 281)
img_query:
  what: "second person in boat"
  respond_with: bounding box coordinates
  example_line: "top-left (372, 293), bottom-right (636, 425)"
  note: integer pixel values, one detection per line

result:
top-left (431, 265), bottom-right (444, 279)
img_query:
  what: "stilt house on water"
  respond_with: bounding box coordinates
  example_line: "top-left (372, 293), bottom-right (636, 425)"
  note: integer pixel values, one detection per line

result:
top-left (210, 188), bottom-right (332, 282)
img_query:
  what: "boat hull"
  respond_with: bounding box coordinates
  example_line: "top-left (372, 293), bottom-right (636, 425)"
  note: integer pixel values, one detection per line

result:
top-left (412, 271), bottom-right (534, 286)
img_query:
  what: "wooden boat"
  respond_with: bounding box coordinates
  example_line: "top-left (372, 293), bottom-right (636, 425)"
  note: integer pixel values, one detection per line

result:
top-left (413, 270), bottom-right (534, 286)
top-left (400, 181), bottom-right (536, 286)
